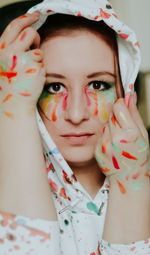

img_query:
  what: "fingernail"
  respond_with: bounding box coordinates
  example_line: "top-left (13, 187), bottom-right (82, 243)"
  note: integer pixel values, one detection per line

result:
top-left (124, 92), bottom-right (131, 107)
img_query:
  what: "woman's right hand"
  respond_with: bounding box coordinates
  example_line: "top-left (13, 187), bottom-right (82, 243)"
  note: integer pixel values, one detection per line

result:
top-left (0, 11), bottom-right (46, 118)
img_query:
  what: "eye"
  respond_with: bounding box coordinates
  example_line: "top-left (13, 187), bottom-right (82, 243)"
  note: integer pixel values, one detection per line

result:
top-left (88, 81), bottom-right (113, 92)
top-left (44, 83), bottom-right (65, 94)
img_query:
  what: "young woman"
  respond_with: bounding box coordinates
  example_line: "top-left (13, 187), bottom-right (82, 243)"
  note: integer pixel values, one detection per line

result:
top-left (0, 0), bottom-right (149, 254)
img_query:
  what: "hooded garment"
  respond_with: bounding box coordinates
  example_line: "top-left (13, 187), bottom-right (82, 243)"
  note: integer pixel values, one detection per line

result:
top-left (0, 0), bottom-right (150, 254)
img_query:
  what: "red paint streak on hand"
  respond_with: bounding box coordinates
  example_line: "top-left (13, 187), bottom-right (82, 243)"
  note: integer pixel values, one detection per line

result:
top-left (20, 31), bottom-right (27, 41)
top-left (0, 71), bottom-right (17, 79)
top-left (120, 140), bottom-right (128, 143)
top-left (112, 155), bottom-right (120, 169)
top-left (11, 55), bottom-right (17, 71)
top-left (101, 167), bottom-right (110, 173)
top-left (132, 171), bottom-right (141, 180)
top-left (111, 115), bottom-right (116, 126)
top-left (0, 42), bottom-right (6, 49)
top-left (25, 68), bottom-right (36, 73)
top-left (18, 15), bottom-right (28, 19)
top-left (122, 151), bottom-right (137, 160)
top-left (2, 94), bottom-right (13, 103)
top-left (4, 112), bottom-right (14, 119)
top-left (116, 180), bottom-right (126, 194)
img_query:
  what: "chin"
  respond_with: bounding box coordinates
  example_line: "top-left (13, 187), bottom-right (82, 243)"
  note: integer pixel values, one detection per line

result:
top-left (59, 145), bottom-right (95, 166)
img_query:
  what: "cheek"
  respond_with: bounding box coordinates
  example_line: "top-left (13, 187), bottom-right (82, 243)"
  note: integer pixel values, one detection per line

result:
top-left (86, 89), bottom-right (116, 122)
top-left (38, 92), bottom-right (67, 122)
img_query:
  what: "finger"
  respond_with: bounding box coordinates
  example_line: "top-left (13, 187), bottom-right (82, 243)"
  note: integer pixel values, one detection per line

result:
top-left (113, 98), bottom-right (138, 130)
top-left (128, 93), bottom-right (149, 143)
top-left (30, 49), bottom-right (44, 62)
top-left (0, 12), bottom-right (40, 48)
top-left (12, 27), bottom-right (40, 52)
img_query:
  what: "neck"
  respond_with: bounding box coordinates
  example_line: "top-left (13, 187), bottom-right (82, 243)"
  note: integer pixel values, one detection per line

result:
top-left (68, 159), bottom-right (105, 199)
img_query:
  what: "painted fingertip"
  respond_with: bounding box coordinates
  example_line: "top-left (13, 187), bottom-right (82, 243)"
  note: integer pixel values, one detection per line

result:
top-left (124, 92), bottom-right (131, 107)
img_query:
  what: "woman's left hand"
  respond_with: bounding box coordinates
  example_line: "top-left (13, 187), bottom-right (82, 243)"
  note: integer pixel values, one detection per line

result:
top-left (95, 93), bottom-right (150, 193)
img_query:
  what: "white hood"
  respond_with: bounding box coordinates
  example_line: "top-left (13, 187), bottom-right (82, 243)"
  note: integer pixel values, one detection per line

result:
top-left (27, 1), bottom-right (141, 254)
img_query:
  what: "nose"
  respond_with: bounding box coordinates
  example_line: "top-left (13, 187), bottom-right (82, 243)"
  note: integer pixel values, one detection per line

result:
top-left (64, 89), bottom-right (90, 124)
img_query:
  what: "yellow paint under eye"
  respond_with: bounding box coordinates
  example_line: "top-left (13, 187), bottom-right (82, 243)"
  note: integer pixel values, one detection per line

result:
top-left (99, 94), bottom-right (109, 121)
top-left (40, 95), bottom-right (54, 115)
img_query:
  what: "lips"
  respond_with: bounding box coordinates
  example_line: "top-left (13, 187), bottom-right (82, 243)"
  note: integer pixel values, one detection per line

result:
top-left (61, 132), bottom-right (94, 137)
top-left (60, 132), bottom-right (94, 145)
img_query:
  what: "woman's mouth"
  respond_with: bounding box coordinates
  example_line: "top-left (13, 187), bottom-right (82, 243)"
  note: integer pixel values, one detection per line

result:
top-left (60, 133), bottom-right (94, 145)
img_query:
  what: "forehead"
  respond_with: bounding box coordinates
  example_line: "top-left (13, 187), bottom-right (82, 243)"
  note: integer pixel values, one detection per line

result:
top-left (40, 30), bottom-right (115, 76)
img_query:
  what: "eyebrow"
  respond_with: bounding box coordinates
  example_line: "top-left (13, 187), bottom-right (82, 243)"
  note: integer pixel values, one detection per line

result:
top-left (46, 71), bottom-right (116, 79)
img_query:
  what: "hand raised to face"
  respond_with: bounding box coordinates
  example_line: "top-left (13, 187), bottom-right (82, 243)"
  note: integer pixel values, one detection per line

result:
top-left (95, 93), bottom-right (150, 194)
top-left (0, 12), bottom-right (46, 119)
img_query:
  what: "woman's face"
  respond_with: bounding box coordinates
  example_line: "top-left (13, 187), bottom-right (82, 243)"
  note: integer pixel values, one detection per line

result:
top-left (39, 30), bottom-right (117, 166)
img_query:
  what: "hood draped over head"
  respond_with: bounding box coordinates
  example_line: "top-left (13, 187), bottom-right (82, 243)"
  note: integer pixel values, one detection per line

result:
top-left (27, 1), bottom-right (141, 254)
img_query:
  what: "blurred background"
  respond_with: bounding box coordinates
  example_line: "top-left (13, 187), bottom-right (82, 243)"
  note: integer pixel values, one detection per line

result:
top-left (0, 0), bottom-right (150, 135)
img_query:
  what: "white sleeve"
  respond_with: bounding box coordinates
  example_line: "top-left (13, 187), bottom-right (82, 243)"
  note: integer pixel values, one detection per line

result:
top-left (100, 238), bottom-right (150, 255)
top-left (0, 211), bottom-right (60, 255)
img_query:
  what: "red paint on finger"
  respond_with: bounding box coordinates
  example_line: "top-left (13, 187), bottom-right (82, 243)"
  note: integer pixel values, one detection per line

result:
top-left (120, 139), bottom-right (128, 143)
top-left (122, 151), bottom-right (137, 160)
top-left (2, 94), bottom-right (13, 103)
top-left (11, 55), bottom-right (17, 71)
top-left (103, 126), bottom-right (106, 134)
top-left (25, 68), bottom-right (36, 73)
top-left (0, 71), bottom-right (17, 79)
top-left (111, 115), bottom-right (116, 126)
top-left (0, 42), bottom-right (6, 49)
top-left (41, 63), bottom-right (44, 68)
top-left (117, 180), bottom-right (126, 194)
top-left (102, 140), bottom-right (108, 154)
top-left (20, 31), bottom-right (27, 41)
top-left (140, 160), bottom-right (147, 168)
top-left (112, 155), bottom-right (120, 169)
top-left (0, 87), bottom-right (2, 91)
top-left (132, 171), bottom-right (141, 180)
top-left (18, 15), bottom-right (28, 19)
top-left (34, 51), bottom-right (41, 56)
top-left (124, 92), bottom-right (131, 107)
top-left (4, 112), bottom-right (14, 119)
top-left (101, 167), bottom-right (110, 173)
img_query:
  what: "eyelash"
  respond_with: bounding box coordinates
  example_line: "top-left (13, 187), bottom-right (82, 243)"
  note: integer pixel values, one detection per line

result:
top-left (44, 81), bottom-right (113, 94)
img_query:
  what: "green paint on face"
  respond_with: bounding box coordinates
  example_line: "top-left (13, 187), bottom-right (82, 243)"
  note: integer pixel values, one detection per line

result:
top-left (86, 202), bottom-right (100, 216)
top-left (15, 80), bottom-right (32, 89)
top-left (127, 183), bottom-right (144, 191)
top-left (105, 86), bottom-right (116, 104)
top-left (111, 142), bottom-right (119, 152)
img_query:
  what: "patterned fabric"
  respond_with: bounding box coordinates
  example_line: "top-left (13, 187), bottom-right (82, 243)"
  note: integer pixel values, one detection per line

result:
top-left (0, 0), bottom-right (149, 254)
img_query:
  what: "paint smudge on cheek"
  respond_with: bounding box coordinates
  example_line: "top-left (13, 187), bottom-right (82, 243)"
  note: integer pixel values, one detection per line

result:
top-left (62, 92), bottom-right (68, 111)
top-left (0, 42), bottom-right (6, 49)
top-left (84, 87), bottom-right (91, 106)
top-left (93, 93), bottom-right (99, 116)
top-left (39, 92), bottom-right (54, 116)
top-left (51, 95), bottom-right (60, 122)
top-left (98, 94), bottom-right (109, 121)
